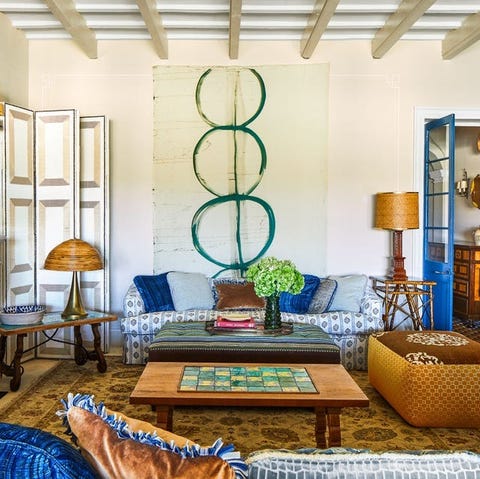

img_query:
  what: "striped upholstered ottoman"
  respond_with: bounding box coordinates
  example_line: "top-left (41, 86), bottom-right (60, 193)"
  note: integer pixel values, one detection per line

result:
top-left (148, 321), bottom-right (340, 364)
top-left (368, 331), bottom-right (480, 427)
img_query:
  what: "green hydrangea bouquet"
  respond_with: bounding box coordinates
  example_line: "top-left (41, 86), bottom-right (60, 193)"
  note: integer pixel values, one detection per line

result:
top-left (246, 257), bottom-right (304, 330)
top-left (246, 256), bottom-right (304, 297)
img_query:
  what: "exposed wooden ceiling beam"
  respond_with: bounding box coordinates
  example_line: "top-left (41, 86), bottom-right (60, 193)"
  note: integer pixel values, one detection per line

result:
top-left (301, 0), bottom-right (339, 59)
top-left (44, 0), bottom-right (97, 58)
top-left (135, 0), bottom-right (168, 59)
top-left (372, 0), bottom-right (436, 59)
top-left (442, 11), bottom-right (480, 59)
top-left (229, 0), bottom-right (242, 59)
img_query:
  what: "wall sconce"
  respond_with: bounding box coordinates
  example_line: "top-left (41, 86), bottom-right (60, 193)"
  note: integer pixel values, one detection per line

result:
top-left (456, 169), bottom-right (469, 197)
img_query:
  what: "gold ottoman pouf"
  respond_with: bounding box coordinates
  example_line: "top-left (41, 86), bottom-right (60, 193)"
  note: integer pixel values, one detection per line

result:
top-left (368, 330), bottom-right (480, 428)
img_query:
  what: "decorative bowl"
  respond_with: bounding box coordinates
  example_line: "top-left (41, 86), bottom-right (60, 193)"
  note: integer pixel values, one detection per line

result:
top-left (0, 305), bottom-right (46, 326)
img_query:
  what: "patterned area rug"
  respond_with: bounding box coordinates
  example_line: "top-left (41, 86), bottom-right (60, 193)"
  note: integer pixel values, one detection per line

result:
top-left (0, 356), bottom-right (479, 456)
top-left (453, 317), bottom-right (480, 342)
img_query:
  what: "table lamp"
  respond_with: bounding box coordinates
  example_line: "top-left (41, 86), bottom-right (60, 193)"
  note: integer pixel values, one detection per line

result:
top-left (374, 192), bottom-right (419, 281)
top-left (44, 238), bottom-right (103, 319)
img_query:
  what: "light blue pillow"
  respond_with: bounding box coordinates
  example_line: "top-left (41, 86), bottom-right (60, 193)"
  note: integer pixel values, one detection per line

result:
top-left (327, 274), bottom-right (367, 312)
top-left (0, 422), bottom-right (98, 479)
top-left (167, 272), bottom-right (215, 310)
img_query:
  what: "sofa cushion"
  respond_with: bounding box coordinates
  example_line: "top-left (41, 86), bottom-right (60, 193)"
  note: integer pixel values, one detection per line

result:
top-left (133, 273), bottom-right (174, 312)
top-left (280, 274), bottom-right (320, 314)
top-left (215, 282), bottom-right (265, 310)
top-left (0, 422), bottom-right (98, 479)
top-left (246, 448), bottom-right (480, 479)
top-left (167, 272), bottom-right (215, 310)
top-left (308, 278), bottom-right (337, 313)
top-left (59, 393), bottom-right (247, 479)
top-left (327, 274), bottom-right (368, 312)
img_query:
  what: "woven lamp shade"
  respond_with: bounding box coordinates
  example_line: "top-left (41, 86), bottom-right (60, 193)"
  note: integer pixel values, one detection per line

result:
top-left (44, 239), bottom-right (103, 272)
top-left (375, 192), bottom-right (419, 231)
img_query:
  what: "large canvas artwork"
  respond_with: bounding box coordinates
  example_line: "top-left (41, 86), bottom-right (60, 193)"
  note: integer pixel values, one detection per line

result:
top-left (153, 64), bottom-right (329, 276)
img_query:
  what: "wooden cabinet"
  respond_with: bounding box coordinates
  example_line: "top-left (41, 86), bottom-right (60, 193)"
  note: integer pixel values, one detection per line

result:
top-left (453, 243), bottom-right (480, 323)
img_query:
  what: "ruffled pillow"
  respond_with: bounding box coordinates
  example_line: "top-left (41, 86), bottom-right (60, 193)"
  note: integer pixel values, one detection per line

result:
top-left (58, 393), bottom-right (247, 479)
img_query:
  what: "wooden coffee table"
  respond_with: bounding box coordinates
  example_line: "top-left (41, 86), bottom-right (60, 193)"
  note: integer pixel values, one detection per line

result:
top-left (130, 362), bottom-right (369, 448)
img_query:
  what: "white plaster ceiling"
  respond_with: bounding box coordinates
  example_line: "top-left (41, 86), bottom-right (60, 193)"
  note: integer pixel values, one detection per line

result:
top-left (1, 1), bottom-right (480, 60)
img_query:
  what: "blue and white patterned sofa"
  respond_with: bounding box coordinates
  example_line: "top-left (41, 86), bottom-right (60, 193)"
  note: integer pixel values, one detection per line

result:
top-left (120, 276), bottom-right (383, 370)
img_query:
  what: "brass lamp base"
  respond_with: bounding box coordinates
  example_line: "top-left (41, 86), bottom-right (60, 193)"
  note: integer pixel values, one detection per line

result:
top-left (62, 271), bottom-right (88, 320)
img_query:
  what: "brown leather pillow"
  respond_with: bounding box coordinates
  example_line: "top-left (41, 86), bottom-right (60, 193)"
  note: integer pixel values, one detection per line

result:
top-left (67, 407), bottom-right (236, 479)
top-left (215, 282), bottom-right (265, 310)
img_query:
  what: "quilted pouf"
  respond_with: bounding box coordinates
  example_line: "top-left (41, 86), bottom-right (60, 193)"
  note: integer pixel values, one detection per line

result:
top-left (368, 330), bottom-right (480, 428)
top-left (148, 321), bottom-right (340, 364)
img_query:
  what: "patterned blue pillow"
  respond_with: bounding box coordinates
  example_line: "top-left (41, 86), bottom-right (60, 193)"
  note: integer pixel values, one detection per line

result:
top-left (133, 273), bottom-right (174, 312)
top-left (0, 422), bottom-right (98, 479)
top-left (308, 278), bottom-right (337, 313)
top-left (280, 274), bottom-right (320, 314)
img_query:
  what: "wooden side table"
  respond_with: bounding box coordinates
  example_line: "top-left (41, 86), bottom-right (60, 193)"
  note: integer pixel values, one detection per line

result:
top-left (370, 277), bottom-right (435, 331)
top-left (0, 310), bottom-right (117, 391)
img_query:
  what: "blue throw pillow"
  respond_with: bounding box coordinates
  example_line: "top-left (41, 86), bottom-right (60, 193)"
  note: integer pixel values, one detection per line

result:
top-left (0, 422), bottom-right (98, 479)
top-left (308, 278), bottom-right (337, 313)
top-left (280, 274), bottom-right (320, 314)
top-left (133, 273), bottom-right (174, 313)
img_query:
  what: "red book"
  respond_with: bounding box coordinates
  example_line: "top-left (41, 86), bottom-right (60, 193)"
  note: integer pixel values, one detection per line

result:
top-left (215, 319), bottom-right (256, 328)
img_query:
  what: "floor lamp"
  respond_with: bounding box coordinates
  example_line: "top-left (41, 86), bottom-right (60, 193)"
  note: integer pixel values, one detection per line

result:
top-left (375, 192), bottom-right (419, 281)
top-left (44, 238), bottom-right (103, 320)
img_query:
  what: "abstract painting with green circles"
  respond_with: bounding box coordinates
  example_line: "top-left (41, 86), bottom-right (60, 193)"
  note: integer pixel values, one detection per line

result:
top-left (153, 65), bottom-right (329, 276)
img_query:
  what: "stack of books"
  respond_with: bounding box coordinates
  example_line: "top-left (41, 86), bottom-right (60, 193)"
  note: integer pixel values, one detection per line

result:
top-left (214, 313), bottom-right (257, 330)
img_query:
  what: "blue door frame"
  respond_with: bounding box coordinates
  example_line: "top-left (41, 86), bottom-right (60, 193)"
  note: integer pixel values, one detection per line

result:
top-left (423, 114), bottom-right (455, 330)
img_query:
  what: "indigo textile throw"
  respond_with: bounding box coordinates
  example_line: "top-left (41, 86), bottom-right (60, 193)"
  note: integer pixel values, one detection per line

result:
top-left (280, 274), bottom-right (320, 314)
top-left (133, 273), bottom-right (174, 313)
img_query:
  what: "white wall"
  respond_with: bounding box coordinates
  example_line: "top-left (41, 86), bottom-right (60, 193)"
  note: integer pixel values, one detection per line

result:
top-left (0, 14), bottom-right (28, 104)
top-left (24, 37), bottom-right (480, 347)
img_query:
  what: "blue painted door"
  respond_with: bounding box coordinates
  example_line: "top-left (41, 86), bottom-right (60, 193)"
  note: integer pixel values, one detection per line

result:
top-left (423, 114), bottom-right (455, 330)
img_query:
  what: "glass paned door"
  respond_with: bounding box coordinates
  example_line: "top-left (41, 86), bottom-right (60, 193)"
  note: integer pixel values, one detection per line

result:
top-left (423, 114), bottom-right (455, 330)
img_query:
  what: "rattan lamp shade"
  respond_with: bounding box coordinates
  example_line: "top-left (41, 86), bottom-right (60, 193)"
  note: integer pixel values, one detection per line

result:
top-left (374, 192), bottom-right (419, 281)
top-left (375, 192), bottom-right (419, 231)
top-left (44, 239), bottom-right (103, 272)
top-left (44, 239), bottom-right (103, 320)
